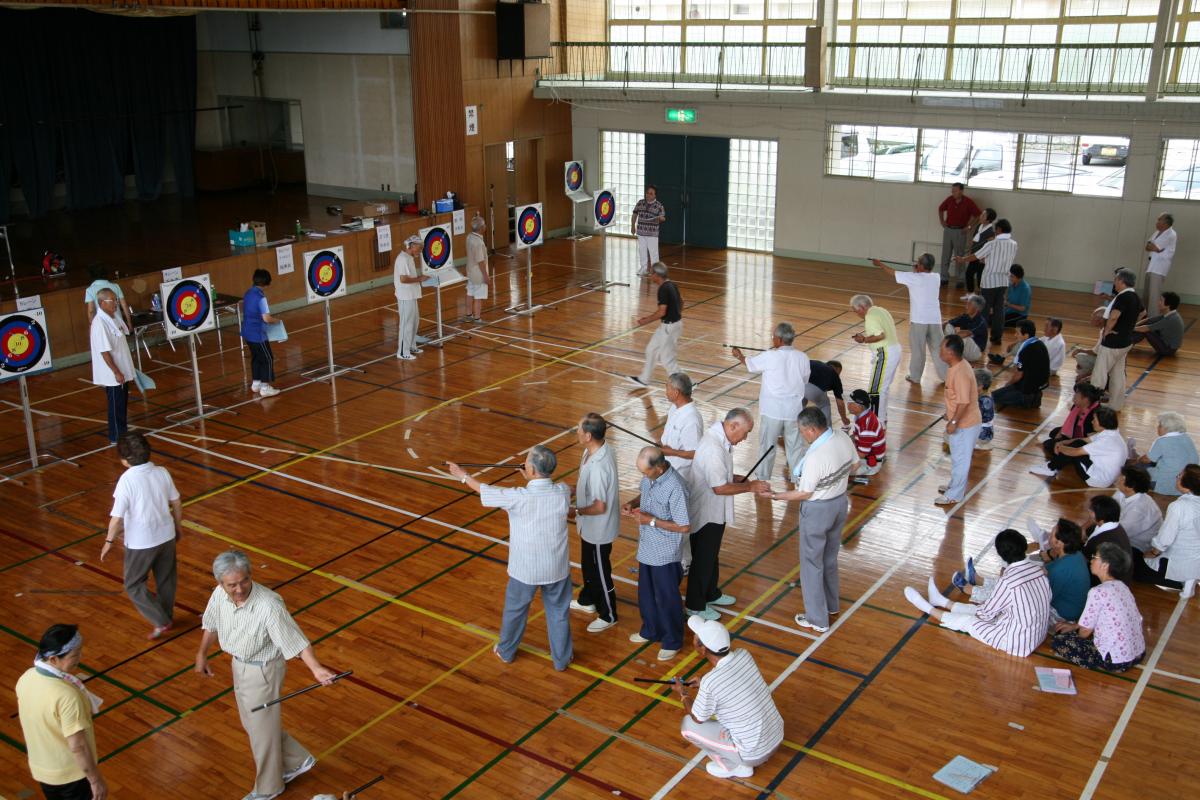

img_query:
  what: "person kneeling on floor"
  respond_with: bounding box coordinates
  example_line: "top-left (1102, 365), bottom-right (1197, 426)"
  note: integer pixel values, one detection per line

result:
top-left (676, 617), bottom-right (784, 780)
top-left (848, 389), bottom-right (885, 476)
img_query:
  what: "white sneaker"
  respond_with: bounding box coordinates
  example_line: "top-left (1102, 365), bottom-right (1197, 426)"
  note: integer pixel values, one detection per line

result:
top-left (794, 614), bottom-right (829, 633)
top-left (657, 648), bottom-right (678, 661)
top-left (396, 353), bottom-right (416, 361)
top-left (1028, 463), bottom-right (1057, 477)
top-left (705, 761), bottom-right (754, 779)
top-left (251, 380), bottom-right (262, 392)
top-left (258, 385), bottom-right (280, 397)
top-left (283, 755), bottom-right (316, 783)
top-left (587, 618), bottom-right (617, 633)
top-left (933, 493), bottom-right (956, 506)
top-left (975, 441), bottom-right (992, 451)
top-left (629, 632), bottom-right (649, 643)
top-left (570, 600), bottom-right (597, 614)
top-left (411, 347), bottom-right (424, 355)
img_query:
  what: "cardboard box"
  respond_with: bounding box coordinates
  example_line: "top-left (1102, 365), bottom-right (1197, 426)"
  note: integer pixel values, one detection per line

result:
top-left (249, 221), bottom-right (267, 245)
top-left (348, 200), bottom-right (399, 218)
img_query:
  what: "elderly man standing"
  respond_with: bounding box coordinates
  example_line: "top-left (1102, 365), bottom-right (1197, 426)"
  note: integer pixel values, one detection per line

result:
top-left (937, 182), bottom-right (981, 286)
top-left (394, 234), bottom-right (424, 360)
top-left (631, 184), bottom-right (666, 277)
top-left (935, 335), bottom-right (982, 507)
top-left (90, 288), bottom-right (135, 445)
top-left (631, 262), bottom-right (683, 387)
top-left (1091, 268), bottom-right (1142, 411)
top-left (686, 409), bottom-right (767, 620)
top-left (850, 295), bottom-right (901, 426)
top-left (465, 214), bottom-right (490, 323)
top-left (955, 218), bottom-right (1017, 347)
top-left (448, 446), bottom-right (573, 669)
top-left (1143, 212), bottom-right (1176, 308)
top-left (759, 407), bottom-right (857, 632)
top-left (570, 413), bottom-right (621, 633)
top-left (733, 323), bottom-right (810, 480)
top-left (623, 446), bottom-right (691, 660)
top-left (659, 372), bottom-right (704, 480)
top-left (874, 254), bottom-right (945, 384)
top-left (195, 550), bottom-right (339, 800)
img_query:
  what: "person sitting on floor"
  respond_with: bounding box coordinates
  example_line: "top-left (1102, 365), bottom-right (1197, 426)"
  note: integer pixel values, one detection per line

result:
top-left (1030, 405), bottom-right (1125, 488)
top-left (1072, 304), bottom-right (1109, 383)
top-left (1112, 466), bottom-right (1162, 552)
top-left (975, 369), bottom-right (995, 451)
top-left (1051, 542), bottom-right (1145, 673)
top-left (903, 529), bottom-right (1051, 658)
top-left (1002, 264), bottom-right (1032, 327)
top-left (1081, 495), bottom-right (1132, 587)
top-left (990, 316), bottom-right (1065, 373)
top-left (1128, 411), bottom-right (1199, 496)
top-left (1131, 291), bottom-right (1184, 358)
top-left (1030, 519), bottom-right (1090, 625)
top-left (993, 320), bottom-right (1049, 411)
top-left (1040, 383), bottom-right (1102, 462)
top-left (847, 389), bottom-right (885, 476)
top-left (1132, 464), bottom-right (1200, 596)
top-left (944, 294), bottom-right (989, 362)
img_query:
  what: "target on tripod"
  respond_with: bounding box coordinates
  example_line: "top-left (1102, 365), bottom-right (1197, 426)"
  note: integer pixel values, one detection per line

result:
top-left (160, 275), bottom-right (216, 340)
top-left (593, 189), bottom-right (616, 229)
top-left (514, 203), bottom-right (543, 250)
top-left (0, 310), bottom-right (51, 378)
top-left (421, 225), bottom-right (453, 270)
top-left (304, 246), bottom-right (347, 303)
top-left (565, 161), bottom-right (584, 193)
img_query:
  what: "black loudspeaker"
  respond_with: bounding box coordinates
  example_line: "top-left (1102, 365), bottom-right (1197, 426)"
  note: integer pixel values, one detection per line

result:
top-left (495, 1), bottom-right (550, 60)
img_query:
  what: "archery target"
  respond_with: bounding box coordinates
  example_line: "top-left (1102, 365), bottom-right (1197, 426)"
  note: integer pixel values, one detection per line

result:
top-left (0, 309), bottom-right (52, 380)
top-left (564, 161), bottom-right (585, 193)
top-left (514, 203), bottom-right (543, 250)
top-left (420, 224), bottom-right (453, 270)
top-left (303, 246), bottom-right (347, 303)
top-left (593, 189), bottom-right (616, 229)
top-left (160, 275), bottom-right (215, 340)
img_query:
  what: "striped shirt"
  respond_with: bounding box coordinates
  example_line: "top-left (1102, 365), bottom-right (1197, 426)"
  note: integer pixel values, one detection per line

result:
top-left (633, 198), bottom-right (665, 237)
top-left (850, 409), bottom-right (885, 467)
top-left (977, 233), bottom-right (1018, 290)
top-left (480, 478), bottom-right (571, 585)
top-left (636, 466), bottom-right (690, 566)
top-left (662, 402), bottom-right (705, 477)
top-left (577, 443), bottom-right (620, 545)
top-left (691, 649), bottom-right (785, 763)
top-left (970, 559), bottom-right (1051, 657)
top-left (687, 422), bottom-right (735, 529)
top-left (201, 582), bottom-right (310, 663)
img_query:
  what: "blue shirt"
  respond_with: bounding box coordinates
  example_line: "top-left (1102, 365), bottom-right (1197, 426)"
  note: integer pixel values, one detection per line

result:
top-left (1046, 551), bottom-right (1089, 622)
top-left (84, 279), bottom-right (124, 304)
top-left (636, 467), bottom-right (690, 566)
top-left (1147, 434), bottom-right (1200, 496)
top-left (1007, 280), bottom-right (1032, 316)
top-left (240, 286), bottom-right (269, 343)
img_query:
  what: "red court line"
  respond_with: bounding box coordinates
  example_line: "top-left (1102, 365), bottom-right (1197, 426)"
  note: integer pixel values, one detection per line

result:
top-left (343, 675), bottom-right (644, 800)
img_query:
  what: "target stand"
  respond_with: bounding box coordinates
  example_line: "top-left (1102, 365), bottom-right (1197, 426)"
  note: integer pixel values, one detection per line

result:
top-left (416, 224), bottom-right (468, 348)
top-left (0, 309), bottom-right (76, 478)
top-left (563, 161), bottom-right (593, 242)
top-left (300, 247), bottom-right (363, 382)
top-left (505, 204), bottom-right (546, 317)
top-left (164, 332), bottom-right (237, 424)
top-left (580, 189), bottom-right (627, 293)
top-left (300, 299), bottom-right (365, 382)
top-left (157, 276), bottom-right (236, 424)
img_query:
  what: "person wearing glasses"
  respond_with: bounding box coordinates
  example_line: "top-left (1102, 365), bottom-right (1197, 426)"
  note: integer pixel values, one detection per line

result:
top-left (1051, 542), bottom-right (1146, 673)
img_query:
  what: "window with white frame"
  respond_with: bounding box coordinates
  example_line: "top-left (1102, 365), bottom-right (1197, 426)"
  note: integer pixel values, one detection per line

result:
top-left (1157, 138), bottom-right (1200, 200)
top-left (728, 138), bottom-right (778, 251)
top-left (826, 123), bottom-right (918, 181)
top-left (601, 131), bottom-right (646, 231)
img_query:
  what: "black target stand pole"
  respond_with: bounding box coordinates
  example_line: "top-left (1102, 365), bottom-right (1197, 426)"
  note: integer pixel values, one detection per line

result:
top-left (301, 299), bottom-right (363, 382)
top-left (166, 332), bottom-right (236, 423)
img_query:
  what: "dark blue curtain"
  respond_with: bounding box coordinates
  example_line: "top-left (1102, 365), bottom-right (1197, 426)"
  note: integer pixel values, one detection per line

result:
top-left (0, 9), bottom-right (196, 223)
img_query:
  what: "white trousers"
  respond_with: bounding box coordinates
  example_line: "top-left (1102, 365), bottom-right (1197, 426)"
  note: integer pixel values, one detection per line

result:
top-left (940, 602), bottom-right (981, 635)
top-left (944, 323), bottom-right (982, 361)
top-left (909, 322), bottom-right (947, 381)
top-left (681, 715), bottom-right (774, 770)
top-left (639, 321), bottom-right (681, 384)
top-left (755, 415), bottom-right (804, 480)
top-left (637, 235), bottom-right (659, 271)
top-left (869, 344), bottom-right (902, 426)
top-left (396, 298), bottom-right (419, 356)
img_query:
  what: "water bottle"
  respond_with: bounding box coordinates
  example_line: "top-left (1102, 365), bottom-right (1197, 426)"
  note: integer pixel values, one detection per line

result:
top-left (150, 292), bottom-right (162, 313)
top-left (295, 219), bottom-right (303, 237)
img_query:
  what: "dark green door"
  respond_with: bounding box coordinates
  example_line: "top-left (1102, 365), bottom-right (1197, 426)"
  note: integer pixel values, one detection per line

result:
top-left (644, 133), bottom-right (728, 250)
top-left (644, 133), bottom-right (686, 245)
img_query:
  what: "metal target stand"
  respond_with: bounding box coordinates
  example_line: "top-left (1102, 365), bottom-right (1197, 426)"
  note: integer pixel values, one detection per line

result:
top-left (163, 278), bottom-right (236, 423)
top-left (0, 306), bottom-right (76, 480)
top-left (579, 191), bottom-right (627, 294)
top-left (300, 298), bottom-right (364, 382)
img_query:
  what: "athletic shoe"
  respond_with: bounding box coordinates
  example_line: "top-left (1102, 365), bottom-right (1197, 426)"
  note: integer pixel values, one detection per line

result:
top-left (628, 375), bottom-right (647, 387)
top-left (952, 571), bottom-right (967, 591)
top-left (933, 493), bottom-right (956, 505)
top-left (259, 385), bottom-right (280, 397)
top-left (975, 441), bottom-right (993, 451)
top-left (147, 623), bottom-right (173, 640)
top-left (987, 353), bottom-right (1005, 365)
top-left (937, 484), bottom-right (949, 493)
top-left (283, 755), bottom-right (316, 783)
top-left (251, 380), bottom-right (262, 392)
top-left (396, 353), bottom-right (417, 361)
top-left (472, 317), bottom-right (486, 325)
top-left (587, 618), bottom-right (616, 633)
top-left (493, 644), bottom-right (513, 664)
top-left (794, 614), bottom-right (829, 633)
top-left (1028, 463), bottom-right (1057, 477)
top-left (629, 632), bottom-right (650, 643)
top-left (705, 761), bottom-right (754, 779)
top-left (966, 557), bottom-right (977, 585)
top-left (241, 792), bottom-right (281, 800)
top-left (905, 376), bottom-right (921, 384)
top-left (570, 600), bottom-right (597, 613)
top-left (709, 594), bottom-right (736, 607)
top-left (656, 648), bottom-right (678, 661)
top-left (411, 347), bottom-right (424, 355)
top-left (687, 607), bottom-right (720, 621)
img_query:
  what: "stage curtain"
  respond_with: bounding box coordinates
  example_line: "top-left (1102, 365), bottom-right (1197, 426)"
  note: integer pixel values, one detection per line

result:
top-left (0, 9), bottom-right (197, 223)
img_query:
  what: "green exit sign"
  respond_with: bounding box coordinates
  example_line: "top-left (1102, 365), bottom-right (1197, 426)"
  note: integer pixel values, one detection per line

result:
top-left (666, 108), bottom-right (697, 124)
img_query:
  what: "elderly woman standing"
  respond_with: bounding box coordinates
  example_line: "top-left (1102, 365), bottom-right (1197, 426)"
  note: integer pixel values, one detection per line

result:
top-left (195, 550), bottom-right (339, 800)
top-left (1130, 411), bottom-right (1199, 495)
top-left (1133, 464), bottom-right (1200, 595)
top-left (1052, 542), bottom-right (1146, 672)
top-left (16, 624), bottom-right (107, 800)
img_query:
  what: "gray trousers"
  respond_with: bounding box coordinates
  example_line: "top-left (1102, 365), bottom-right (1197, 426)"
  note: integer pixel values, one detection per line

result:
top-left (498, 575), bottom-right (573, 670)
top-left (123, 539), bottom-right (177, 628)
top-left (798, 495), bottom-right (848, 628)
top-left (639, 321), bottom-right (681, 384)
top-left (756, 414), bottom-right (804, 480)
top-left (802, 382), bottom-right (831, 422)
top-left (940, 227), bottom-right (967, 281)
top-left (1142, 270), bottom-right (1164, 310)
top-left (396, 297), bottom-right (420, 356)
top-left (233, 657), bottom-right (313, 796)
top-left (681, 715), bottom-right (775, 770)
top-left (909, 322), bottom-right (948, 381)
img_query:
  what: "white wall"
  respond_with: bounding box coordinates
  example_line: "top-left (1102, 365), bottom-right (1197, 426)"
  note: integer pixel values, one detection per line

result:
top-left (569, 91), bottom-right (1200, 300)
top-left (196, 11), bottom-right (416, 197)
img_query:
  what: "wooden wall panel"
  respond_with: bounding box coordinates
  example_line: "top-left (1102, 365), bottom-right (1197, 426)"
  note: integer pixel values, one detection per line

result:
top-left (410, 0), bottom-right (468, 209)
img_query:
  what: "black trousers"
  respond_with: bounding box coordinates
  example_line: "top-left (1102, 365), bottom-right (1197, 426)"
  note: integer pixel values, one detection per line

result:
top-left (1047, 448), bottom-right (1091, 480)
top-left (964, 261), bottom-right (984, 293)
top-left (41, 778), bottom-right (92, 800)
top-left (685, 522), bottom-right (725, 612)
top-left (981, 286), bottom-right (1006, 344)
top-left (1042, 430), bottom-right (1084, 460)
top-left (104, 383), bottom-right (128, 443)
top-left (1131, 548), bottom-right (1184, 589)
top-left (577, 540), bottom-right (617, 622)
top-left (248, 339), bottom-right (275, 383)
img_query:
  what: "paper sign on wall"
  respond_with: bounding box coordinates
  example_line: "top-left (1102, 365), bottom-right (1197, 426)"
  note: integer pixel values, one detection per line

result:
top-left (15, 295), bottom-right (42, 311)
top-left (275, 244), bottom-right (295, 275)
top-left (465, 105), bottom-right (478, 136)
top-left (161, 267), bottom-right (182, 283)
top-left (377, 224), bottom-right (393, 253)
top-left (452, 209), bottom-right (465, 235)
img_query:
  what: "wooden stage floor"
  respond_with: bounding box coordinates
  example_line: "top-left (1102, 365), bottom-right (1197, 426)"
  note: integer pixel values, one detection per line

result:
top-left (0, 237), bottom-right (1196, 799)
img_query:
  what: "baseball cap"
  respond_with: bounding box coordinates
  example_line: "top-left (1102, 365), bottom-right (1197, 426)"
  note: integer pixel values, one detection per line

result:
top-left (404, 234), bottom-right (422, 247)
top-left (687, 616), bottom-right (731, 654)
top-left (849, 389), bottom-right (871, 406)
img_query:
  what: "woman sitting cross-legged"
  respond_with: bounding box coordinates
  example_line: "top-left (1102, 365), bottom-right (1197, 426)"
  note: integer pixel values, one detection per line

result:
top-left (1128, 411), bottom-right (1200, 496)
top-left (1132, 463), bottom-right (1200, 595)
top-left (1040, 382), bottom-right (1102, 461)
top-left (1029, 405), bottom-right (1126, 489)
top-left (1031, 519), bottom-right (1091, 625)
top-left (1052, 542), bottom-right (1146, 673)
top-left (903, 529), bottom-right (1051, 657)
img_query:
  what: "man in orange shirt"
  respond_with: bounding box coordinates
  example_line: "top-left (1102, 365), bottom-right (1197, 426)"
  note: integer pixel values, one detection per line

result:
top-left (935, 334), bottom-right (982, 506)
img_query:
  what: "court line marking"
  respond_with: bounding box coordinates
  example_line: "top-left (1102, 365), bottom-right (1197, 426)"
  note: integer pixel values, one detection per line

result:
top-left (1141, 666), bottom-right (1200, 685)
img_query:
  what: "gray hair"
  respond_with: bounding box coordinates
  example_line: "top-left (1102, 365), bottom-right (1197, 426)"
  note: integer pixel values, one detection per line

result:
top-left (651, 261), bottom-right (669, 278)
top-left (579, 412), bottom-right (606, 441)
top-left (212, 550), bottom-right (252, 582)
top-left (797, 406), bottom-right (829, 431)
top-left (849, 294), bottom-right (873, 311)
top-left (668, 372), bottom-right (693, 398)
top-left (528, 444), bottom-right (557, 477)
top-left (96, 288), bottom-right (117, 302)
top-left (1114, 268), bottom-right (1137, 288)
top-left (966, 294), bottom-right (986, 311)
top-left (1159, 212), bottom-right (1174, 226)
top-left (1158, 411), bottom-right (1188, 434)
top-left (471, 215), bottom-right (485, 232)
top-left (773, 322), bottom-right (796, 345)
top-left (638, 445), bottom-right (667, 470)
top-left (724, 407), bottom-right (753, 426)
top-left (916, 253), bottom-right (935, 271)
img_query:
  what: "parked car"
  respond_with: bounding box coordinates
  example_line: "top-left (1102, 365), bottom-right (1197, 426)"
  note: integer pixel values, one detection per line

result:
top-left (1080, 137), bottom-right (1129, 165)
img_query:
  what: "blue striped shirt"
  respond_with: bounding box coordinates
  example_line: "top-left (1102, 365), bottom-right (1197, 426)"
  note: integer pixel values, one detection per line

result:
top-left (480, 479), bottom-right (572, 585)
top-left (636, 467), bottom-right (690, 566)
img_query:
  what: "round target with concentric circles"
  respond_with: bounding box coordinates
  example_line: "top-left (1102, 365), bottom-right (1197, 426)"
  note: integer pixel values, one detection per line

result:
top-left (306, 250), bottom-right (345, 298)
top-left (565, 161), bottom-right (584, 192)
top-left (516, 206), bottom-right (543, 247)
top-left (594, 190), bottom-right (616, 227)
top-left (165, 279), bottom-right (212, 334)
top-left (422, 227), bottom-right (452, 269)
top-left (0, 314), bottom-right (48, 375)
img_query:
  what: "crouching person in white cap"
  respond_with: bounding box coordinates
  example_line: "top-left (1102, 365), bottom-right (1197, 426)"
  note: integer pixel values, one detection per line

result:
top-left (674, 617), bottom-right (784, 779)
top-left (394, 234), bottom-right (424, 360)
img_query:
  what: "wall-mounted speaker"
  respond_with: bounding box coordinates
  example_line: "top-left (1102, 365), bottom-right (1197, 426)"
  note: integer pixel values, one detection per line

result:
top-left (495, 1), bottom-right (550, 60)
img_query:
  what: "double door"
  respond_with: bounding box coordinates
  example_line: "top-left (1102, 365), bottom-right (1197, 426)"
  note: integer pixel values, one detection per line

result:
top-left (644, 134), bottom-right (729, 250)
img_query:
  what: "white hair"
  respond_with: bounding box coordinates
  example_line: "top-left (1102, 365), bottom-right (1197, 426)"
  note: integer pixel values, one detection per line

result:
top-left (724, 407), bottom-right (752, 426)
top-left (212, 550), bottom-right (252, 582)
top-left (651, 262), bottom-right (669, 278)
top-left (471, 215), bottom-right (485, 232)
top-left (773, 322), bottom-right (796, 345)
top-left (1158, 411), bottom-right (1188, 434)
top-left (850, 294), bottom-right (873, 311)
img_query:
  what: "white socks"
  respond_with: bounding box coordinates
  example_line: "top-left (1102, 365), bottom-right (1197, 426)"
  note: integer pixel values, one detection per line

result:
top-left (904, 586), bottom-right (935, 615)
top-left (927, 577), bottom-right (952, 609)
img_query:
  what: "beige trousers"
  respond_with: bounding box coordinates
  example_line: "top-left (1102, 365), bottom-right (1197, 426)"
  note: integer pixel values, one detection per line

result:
top-left (233, 657), bottom-right (313, 796)
top-left (638, 321), bottom-right (681, 384)
top-left (1091, 343), bottom-right (1132, 410)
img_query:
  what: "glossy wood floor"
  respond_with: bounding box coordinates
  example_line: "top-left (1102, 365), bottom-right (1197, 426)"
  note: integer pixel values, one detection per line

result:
top-left (0, 236), bottom-right (1196, 800)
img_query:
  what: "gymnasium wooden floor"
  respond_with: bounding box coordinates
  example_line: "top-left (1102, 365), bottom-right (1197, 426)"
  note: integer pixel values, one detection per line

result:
top-left (0, 236), bottom-right (1196, 800)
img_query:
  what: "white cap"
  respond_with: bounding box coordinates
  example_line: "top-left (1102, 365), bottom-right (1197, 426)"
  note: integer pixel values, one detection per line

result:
top-left (404, 234), bottom-right (422, 248)
top-left (687, 615), bottom-right (731, 653)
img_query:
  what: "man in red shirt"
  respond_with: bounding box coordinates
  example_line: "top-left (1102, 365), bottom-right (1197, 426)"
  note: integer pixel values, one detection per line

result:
top-left (938, 183), bottom-right (981, 288)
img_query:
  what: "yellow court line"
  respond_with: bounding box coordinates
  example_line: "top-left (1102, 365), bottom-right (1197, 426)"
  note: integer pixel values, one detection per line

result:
top-left (778, 738), bottom-right (952, 800)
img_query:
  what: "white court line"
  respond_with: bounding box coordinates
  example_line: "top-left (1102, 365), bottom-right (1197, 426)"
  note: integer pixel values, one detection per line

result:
top-left (405, 447), bottom-right (419, 460)
top-left (1136, 664), bottom-right (1200, 686)
top-left (714, 604), bottom-right (820, 640)
top-left (1078, 596), bottom-right (1189, 799)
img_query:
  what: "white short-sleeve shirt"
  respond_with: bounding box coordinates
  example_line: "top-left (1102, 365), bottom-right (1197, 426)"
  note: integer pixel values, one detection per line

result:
top-left (795, 429), bottom-right (857, 501)
top-left (662, 402), bottom-right (704, 476)
top-left (111, 462), bottom-right (180, 550)
top-left (894, 271), bottom-right (943, 326)
top-left (89, 311), bottom-right (134, 387)
top-left (393, 251), bottom-right (422, 301)
top-left (1147, 226), bottom-right (1176, 277)
top-left (466, 232), bottom-right (488, 285)
top-left (687, 422), bottom-right (735, 529)
top-left (745, 348), bottom-right (810, 421)
top-left (1083, 429), bottom-right (1127, 488)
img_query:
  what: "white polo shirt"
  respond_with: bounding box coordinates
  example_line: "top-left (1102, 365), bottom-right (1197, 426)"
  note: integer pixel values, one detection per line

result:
top-left (1083, 429), bottom-right (1127, 488)
top-left (393, 251), bottom-right (422, 301)
top-left (1147, 226), bottom-right (1176, 277)
top-left (111, 462), bottom-right (180, 550)
top-left (745, 348), bottom-right (810, 421)
top-left (662, 401), bottom-right (704, 477)
top-left (89, 311), bottom-right (134, 387)
top-left (687, 422), bottom-right (735, 529)
top-left (795, 429), bottom-right (857, 501)
top-left (1041, 333), bottom-right (1066, 373)
top-left (894, 271), bottom-right (943, 326)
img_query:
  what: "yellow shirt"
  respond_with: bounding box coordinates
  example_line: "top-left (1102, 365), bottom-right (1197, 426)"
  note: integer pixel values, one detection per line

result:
top-left (864, 306), bottom-right (899, 350)
top-left (16, 668), bottom-right (96, 785)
